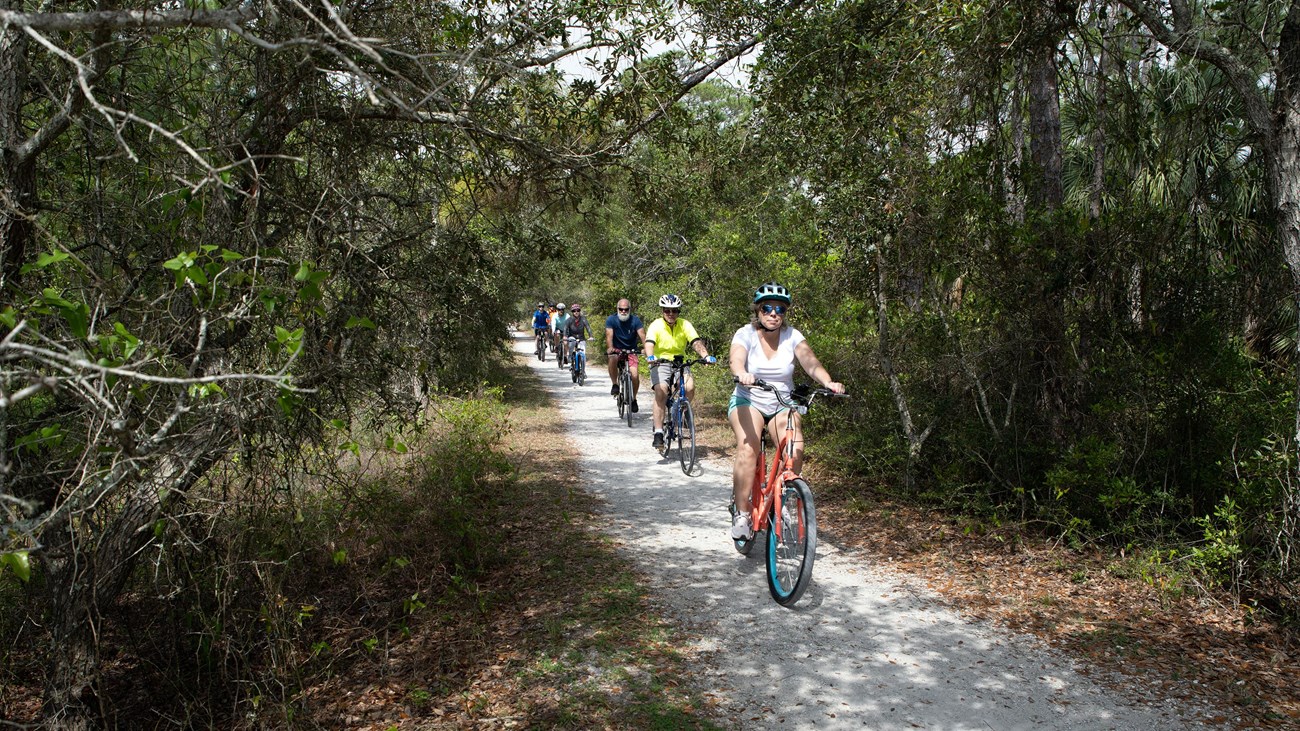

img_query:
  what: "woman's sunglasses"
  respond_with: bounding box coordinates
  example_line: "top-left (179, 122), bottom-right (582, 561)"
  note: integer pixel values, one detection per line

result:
top-left (760, 304), bottom-right (787, 315)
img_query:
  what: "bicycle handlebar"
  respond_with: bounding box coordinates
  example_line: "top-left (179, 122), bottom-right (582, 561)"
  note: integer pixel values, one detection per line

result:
top-left (733, 377), bottom-right (849, 409)
top-left (664, 356), bottom-right (712, 369)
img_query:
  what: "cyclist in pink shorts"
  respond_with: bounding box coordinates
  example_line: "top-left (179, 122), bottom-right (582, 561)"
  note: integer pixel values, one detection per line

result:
top-left (605, 298), bottom-right (647, 412)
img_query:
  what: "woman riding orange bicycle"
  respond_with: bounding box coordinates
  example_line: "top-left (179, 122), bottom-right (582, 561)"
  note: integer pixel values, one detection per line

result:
top-left (728, 282), bottom-right (844, 541)
top-left (731, 379), bottom-right (845, 604)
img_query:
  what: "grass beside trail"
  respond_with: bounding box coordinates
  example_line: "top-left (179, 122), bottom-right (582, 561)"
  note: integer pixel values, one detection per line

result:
top-left (299, 353), bottom-right (729, 730)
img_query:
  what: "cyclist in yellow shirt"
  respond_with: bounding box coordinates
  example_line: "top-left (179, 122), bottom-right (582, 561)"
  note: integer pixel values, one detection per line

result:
top-left (644, 293), bottom-right (716, 450)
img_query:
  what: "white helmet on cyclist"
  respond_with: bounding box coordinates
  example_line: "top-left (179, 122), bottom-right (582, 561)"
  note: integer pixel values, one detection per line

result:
top-left (536, 301), bottom-right (545, 308)
top-left (753, 282), bottom-right (791, 304)
top-left (557, 302), bottom-right (567, 311)
top-left (658, 293), bottom-right (683, 309)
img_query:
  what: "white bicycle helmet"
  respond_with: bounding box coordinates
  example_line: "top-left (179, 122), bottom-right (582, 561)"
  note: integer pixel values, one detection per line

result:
top-left (556, 302), bottom-right (567, 311)
top-left (753, 282), bottom-right (791, 304)
top-left (658, 293), bottom-right (683, 309)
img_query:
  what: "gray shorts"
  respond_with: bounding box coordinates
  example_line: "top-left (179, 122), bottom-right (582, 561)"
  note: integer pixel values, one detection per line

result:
top-left (650, 361), bottom-right (690, 388)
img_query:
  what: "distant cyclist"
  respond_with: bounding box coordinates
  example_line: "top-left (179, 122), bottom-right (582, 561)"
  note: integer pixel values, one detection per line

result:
top-left (552, 303), bottom-right (572, 366)
top-left (727, 282), bottom-right (843, 540)
top-left (605, 297), bottom-right (647, 412)
top-left (565, 304), bottom-right (593, 344)
top-left (644, 294), bottom-right (716, 450)
top-left (531, 302), bottom-right (550, 344)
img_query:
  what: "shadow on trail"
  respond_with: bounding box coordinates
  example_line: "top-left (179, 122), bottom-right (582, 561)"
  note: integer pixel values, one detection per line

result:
top-left (512, 331), bottom-right (1217, 731)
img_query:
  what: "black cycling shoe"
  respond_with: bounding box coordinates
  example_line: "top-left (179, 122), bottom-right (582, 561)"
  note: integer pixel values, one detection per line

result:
top-left (631, 399), bottom-right (639, 413)
top-left (611, 384), bottom-right (619, 396)
top-left (652, 432), bottom-right (664, 450)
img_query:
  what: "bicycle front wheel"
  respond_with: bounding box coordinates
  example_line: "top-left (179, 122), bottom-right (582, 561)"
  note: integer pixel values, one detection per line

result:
top-left (622, 371), bottom-right (634, 427)
top-left (577, 356), bottom-right (586, 386)
top-left (677, 401), bottom-right (696, 475)
top-left (766, 478), bottom-right (816, 606)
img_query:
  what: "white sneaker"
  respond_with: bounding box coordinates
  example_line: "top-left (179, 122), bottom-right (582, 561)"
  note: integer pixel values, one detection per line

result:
top-left (730, 512), bottom-right (753, 540)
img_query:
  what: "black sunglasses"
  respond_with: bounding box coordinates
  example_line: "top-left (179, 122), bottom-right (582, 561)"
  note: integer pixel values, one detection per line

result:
top-left (760, 304), bottom-right (787, 315)
top-left (662, 308), bottom-right (680, 314)
top-left (617, 307), bottom-right (630, 312)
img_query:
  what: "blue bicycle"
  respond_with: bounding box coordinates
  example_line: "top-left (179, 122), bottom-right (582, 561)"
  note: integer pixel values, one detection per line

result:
top-left (659, 356), bottom-right (708, 475)
top-left (567, 337), bottom-right (587, 386)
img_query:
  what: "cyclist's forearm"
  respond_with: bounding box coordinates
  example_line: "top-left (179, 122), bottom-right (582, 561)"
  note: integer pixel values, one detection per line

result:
top-left (799, 347), bottom-right (836, 388)
top-left (729, 347), bottom-right (747, 377)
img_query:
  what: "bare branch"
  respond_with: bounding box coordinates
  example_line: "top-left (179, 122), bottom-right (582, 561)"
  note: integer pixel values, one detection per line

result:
top-left (0, 377), bottom-right (57, 409)
top-left (515, 39), bottom-right (613, 69)
top-left (1118, 0), bottom-right (1274, 140)
top-left (0, 6), bottom-right (256, 32)
top-left (1, 338), bottom-right (313, 391)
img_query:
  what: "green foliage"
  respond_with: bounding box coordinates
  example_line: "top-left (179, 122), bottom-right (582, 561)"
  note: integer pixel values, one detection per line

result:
top-left (110, 387), bottom-right (519, 726)
top-left (1189, 497), bottom-right (1246, 592)
top-left (0, 552), bottom-right (31, 583)
top-left (414, 389), bottom-right (514, 572)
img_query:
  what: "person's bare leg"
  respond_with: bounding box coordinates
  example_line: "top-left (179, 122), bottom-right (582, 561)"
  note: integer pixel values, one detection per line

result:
top-left (730, 406), bottom-right (765, 512)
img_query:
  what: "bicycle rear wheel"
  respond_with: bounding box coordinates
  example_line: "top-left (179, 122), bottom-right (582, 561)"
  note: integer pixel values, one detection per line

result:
top-left (676, 400), bottom-right (696, 475)
top-left (765, 478), bottom-right (816, 606)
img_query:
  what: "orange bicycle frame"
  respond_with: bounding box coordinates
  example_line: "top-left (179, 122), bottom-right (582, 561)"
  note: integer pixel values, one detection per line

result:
top-left (749, 422), bottom-right (802, 541)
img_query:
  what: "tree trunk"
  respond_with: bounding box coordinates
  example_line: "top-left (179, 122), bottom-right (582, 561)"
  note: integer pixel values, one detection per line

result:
top-left (0, 3), bottom-right (33, 286)
top-left (1089, 0), bottom-right (1111, 221)
top-left (1024, 23), bottom-right (1071, 439)
top-left (871, 242), bottom-right (933, 489)
top-left (40, 428), bottom-right (231, 727)
top-left (1026, 41), bottom-right (1064, 210)
top-left (1275, 4), bottom-right (1300, 450)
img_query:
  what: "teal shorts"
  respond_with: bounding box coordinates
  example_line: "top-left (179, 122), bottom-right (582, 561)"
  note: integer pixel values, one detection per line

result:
top-left (728, 394), bottom-right (787, 424)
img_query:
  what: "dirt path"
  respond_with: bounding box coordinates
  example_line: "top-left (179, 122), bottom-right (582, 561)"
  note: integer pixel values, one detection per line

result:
top-left (518, 334), bottom-right (1226, 730)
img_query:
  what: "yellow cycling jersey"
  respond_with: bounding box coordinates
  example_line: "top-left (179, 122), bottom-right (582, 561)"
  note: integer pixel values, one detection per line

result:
top-left (645, 317), bottom-right (700, 358)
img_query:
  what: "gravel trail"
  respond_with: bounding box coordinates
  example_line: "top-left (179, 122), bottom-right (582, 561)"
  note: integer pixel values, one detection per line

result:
top-left (518, 334), bottom-right (1225, 730)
